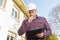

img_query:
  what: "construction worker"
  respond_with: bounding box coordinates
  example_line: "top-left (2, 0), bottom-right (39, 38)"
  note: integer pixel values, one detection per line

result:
top-left (18, 3), bottom-right (52, 40)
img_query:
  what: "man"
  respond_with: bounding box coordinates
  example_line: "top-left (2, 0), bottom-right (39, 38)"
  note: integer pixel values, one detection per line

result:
top-left (18, 3), bottom-right (52, 40)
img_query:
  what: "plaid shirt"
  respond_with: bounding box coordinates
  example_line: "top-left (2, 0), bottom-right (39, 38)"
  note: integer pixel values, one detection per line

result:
top-left (18, 16), bottom-right (52, 40)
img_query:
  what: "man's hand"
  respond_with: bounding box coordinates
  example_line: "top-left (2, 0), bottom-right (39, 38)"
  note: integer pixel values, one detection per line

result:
top-left (35, 33), bottom-right (44, 38)
top-left (28, 16), bottom-right (34, 23)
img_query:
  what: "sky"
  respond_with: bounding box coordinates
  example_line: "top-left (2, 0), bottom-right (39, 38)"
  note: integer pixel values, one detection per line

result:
top-left (24, 0), bottom-right (60, 20)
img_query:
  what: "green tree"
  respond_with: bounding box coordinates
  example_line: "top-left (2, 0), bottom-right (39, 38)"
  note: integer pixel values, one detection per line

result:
top-left (44, 33), bottom-right (58, 40)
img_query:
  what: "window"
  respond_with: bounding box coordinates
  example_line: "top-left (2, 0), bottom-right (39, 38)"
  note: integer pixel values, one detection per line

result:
top-left (11, 2), bottom-right (20, 22)
top-left (0, 0), bottom-right (6, 9)
top-left (7, 35), bottom-right (14, 40)
top-left (12, 9), bottom-right (17, 18)
top-left (0, 0), bottom-right (3, 6)
top-left (12, 8), bottom-right (19, 22)
top-left (7, 31), bottom-right (16, 40)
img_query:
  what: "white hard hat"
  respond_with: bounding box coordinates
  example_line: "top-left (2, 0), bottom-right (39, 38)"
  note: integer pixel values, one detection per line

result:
top-left (28, 3), bottom-right (37, 10)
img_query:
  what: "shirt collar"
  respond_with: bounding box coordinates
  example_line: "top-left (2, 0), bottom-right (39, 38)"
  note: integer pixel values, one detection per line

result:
top-left (36, 15), bottom-right (39, 19)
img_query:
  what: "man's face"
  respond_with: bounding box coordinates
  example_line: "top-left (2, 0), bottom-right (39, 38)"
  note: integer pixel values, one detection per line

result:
top-left (29, 9), bottom-right (37, 16)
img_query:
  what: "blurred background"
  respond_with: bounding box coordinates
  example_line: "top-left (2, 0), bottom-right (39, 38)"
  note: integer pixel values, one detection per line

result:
top-left (0, 0), bottom-right (60, 40)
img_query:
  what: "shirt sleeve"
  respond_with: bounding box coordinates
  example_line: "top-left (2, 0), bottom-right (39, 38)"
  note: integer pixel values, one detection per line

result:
top-left (43, 17), bottom-right (52, 38)
top-left (18, 20), bottom-right (28, 36)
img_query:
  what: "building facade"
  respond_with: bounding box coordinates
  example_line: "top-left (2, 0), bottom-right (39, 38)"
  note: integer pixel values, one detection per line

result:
top-left (0, 0), bottom-right (29, 40)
